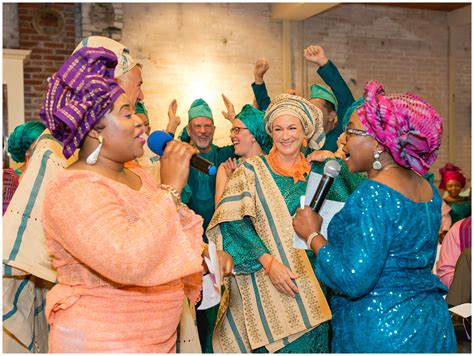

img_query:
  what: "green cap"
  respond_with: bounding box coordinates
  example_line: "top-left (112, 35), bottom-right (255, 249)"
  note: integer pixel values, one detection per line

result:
top-left (236, 104), bottom-right (273, 154)
top-left (309, 84), bottom-right (338, 112)
top-left (135, 101), bottom-right (149, 125)
top-left (188, 98), bottom-right (213, 122)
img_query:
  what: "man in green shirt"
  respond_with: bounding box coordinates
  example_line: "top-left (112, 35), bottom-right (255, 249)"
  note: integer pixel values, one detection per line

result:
top-left (168, 98), bottom-right (235, 352)
top-left (175, 99), bottom-right (235, 240)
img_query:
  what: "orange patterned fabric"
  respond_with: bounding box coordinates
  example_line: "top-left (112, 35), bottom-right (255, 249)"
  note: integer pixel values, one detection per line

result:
top-left (42, 167), bottom-right (203, 352)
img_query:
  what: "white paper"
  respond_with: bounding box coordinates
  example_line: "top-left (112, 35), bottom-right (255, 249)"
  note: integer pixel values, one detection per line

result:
top-left (293, 172), bottom-right (345, 250)
top-left (197, 274), bottom-right (221, 310)
top-left (304, 172), bottom-right (323, 206)
top-left (208, 242), bottom-right (221, 288)
top-left (293, 196), bottom-right (309, 249)
top-left (197, 242), bottom-right (222, 310)
top-left (449, 303), bottom-right (472, 318)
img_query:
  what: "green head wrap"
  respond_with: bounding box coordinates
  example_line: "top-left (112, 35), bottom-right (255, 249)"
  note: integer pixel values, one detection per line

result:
top-left (7, 121), bottom-right (46, 162)
top-left (235, 104), bottom-right (273, 154)
top-left (309, 84), bottom-right (338, 112)
top-left (135, 101), bottom-right (149, 125)
top-left (341, 97), bottom-right (364, 130)
top-left (188, 98), bottom-right (213, 122)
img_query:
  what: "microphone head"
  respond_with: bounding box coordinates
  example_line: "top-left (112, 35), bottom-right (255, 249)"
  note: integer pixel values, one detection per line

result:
top-left (324, 160), bottom-right (341, 178)
top-left (147, 130), bottom-right (174, 156)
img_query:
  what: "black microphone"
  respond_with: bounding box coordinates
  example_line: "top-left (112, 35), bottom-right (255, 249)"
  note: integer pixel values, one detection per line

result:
top-left (310, 160), bottom-right (341, 213)
top-left (147, 131), bottom-right (217, 176)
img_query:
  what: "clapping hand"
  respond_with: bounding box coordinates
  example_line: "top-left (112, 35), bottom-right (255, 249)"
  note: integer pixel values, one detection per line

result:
top-left (221, 94), bottom-right (236, 122)
top-left (166, 99), bottom-right (181, 134)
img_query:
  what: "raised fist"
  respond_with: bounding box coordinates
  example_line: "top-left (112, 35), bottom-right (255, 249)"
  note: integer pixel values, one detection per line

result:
top-left (304, 45), bottom-right (329, 67)
top-left (254, 58), bottom-right (270, 84)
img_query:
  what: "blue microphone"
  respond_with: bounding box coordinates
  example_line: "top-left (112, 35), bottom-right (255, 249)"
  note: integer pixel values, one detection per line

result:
top-left (147, 131), bottom-right (217, 176)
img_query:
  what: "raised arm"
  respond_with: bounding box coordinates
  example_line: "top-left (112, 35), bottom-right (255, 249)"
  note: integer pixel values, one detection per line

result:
top-left (251, 58), bottom-right (271, 111)
top-left (221, 94), bottom-right (236, 123)
top-left (166, 99), bottom-right (181, 136)
top-left (304, 45), bottom-right (355, 148)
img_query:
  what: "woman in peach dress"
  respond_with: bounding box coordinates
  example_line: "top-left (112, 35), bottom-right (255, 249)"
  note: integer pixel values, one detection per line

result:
top-left (40, 47), bottom-right (211, 352)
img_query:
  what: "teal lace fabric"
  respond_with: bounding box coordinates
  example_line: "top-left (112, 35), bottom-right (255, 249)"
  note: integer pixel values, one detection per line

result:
top-left (310, 158), bottom-right (366, 202)
top-left (316, 180), bottom-right (457, 352)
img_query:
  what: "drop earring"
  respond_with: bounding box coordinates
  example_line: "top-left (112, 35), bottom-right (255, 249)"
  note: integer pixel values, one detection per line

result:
top-left (86, 136), bottom-right (103, 165)
top-left (372, 150), bottom-right (383, 170)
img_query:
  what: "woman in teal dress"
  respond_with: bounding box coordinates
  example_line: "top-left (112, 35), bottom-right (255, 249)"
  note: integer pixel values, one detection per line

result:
top-left (294, 81), bottom-right (457, 353)
top-left (207, 94), bottom-right (333, 353)
top-left (439, 162), bottom-right (471, 224)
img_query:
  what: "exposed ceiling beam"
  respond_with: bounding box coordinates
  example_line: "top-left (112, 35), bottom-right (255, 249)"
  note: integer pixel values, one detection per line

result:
top-left (447, 4), bottom-right (471, 26)
top-left (271, 3), bottom-right (339, 21)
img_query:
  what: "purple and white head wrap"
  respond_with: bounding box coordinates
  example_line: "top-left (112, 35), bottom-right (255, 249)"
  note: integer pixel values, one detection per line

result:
top-left (357, 80), bottom-right (443, 175)
top-left (39, 47), bottom-right (124, 159)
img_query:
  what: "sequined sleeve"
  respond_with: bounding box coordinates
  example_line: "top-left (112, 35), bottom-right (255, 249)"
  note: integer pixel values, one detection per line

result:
top-left (315, 184), bottom-right (391, 298)
top-left (221, 217), bottom-right (269, 274)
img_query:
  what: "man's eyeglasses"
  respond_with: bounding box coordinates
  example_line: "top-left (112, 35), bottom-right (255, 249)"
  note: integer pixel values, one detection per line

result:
top-left (345, 128), bottom-right (372, 137)
top-left (230, 127), bottom-right (249, 135)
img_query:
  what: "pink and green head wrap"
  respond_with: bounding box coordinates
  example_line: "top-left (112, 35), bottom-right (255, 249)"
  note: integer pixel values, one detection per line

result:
top-left (357, 80), bottom-right (443, 175)
top-left (39, 47), bottom-right (124, 159)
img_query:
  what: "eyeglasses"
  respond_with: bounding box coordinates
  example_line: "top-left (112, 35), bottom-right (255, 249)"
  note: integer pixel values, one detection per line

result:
top-left (345, 128), bottom-right (372, 137)
top-left (230, 127), bottom-right (249, 135)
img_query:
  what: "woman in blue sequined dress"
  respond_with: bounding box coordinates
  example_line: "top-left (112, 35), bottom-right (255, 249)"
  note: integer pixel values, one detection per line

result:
top-left (293, 81), bottom-right (456, 353)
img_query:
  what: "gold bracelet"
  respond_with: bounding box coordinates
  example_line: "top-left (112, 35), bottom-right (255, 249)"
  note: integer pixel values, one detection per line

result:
top-left (307, 231), bottom-right (323, 250)
top-left (160, 184), bottom-right (181, 207)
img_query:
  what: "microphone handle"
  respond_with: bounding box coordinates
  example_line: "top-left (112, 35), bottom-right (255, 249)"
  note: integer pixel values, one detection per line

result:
top-left (310, 175), bottom-right (334, 213)
top-left (190, 154), bottom-right (215, 175)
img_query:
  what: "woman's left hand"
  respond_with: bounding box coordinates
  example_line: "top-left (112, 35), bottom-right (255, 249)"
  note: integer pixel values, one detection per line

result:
top-left (293, 207), bottom-right (323, 242)
top-left (216, 250), bottom-right (234, 282)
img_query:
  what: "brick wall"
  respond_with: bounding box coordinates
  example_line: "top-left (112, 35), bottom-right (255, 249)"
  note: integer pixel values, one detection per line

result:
top-left (452, 23), bottom-right (471, 179)
top-left (18, 3), bottom-right (77, 121)
top-left (303, 4), bottom-right (470, 180)
top-left (3, 3), bottom-right (19, 48)
top-left (81, 3), bottom-right (123, 41)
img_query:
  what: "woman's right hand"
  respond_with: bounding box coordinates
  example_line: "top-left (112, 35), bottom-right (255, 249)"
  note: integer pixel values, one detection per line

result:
top-left (306, 150), bottom-right (335, 163)
top-left (160, 140), bottom-right (198, 194)
top-left (267, 259), bottom-right (299, 298)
